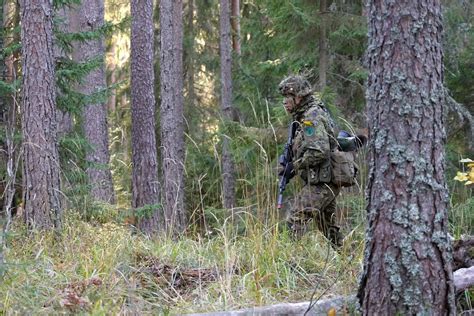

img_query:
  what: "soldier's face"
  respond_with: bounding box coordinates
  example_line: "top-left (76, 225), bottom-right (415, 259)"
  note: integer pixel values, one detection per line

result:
top-left (283, 95), bottom-right (301, 113)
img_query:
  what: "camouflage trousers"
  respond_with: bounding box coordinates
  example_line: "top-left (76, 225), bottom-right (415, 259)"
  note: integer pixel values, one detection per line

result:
top-left (287, 183), bottom-right (342, 247)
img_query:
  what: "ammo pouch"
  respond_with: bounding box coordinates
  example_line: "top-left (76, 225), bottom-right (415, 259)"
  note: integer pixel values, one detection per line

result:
top-left (330, 150), bottom-right (358, 187)
top-left (300, 159), bottom-right (332, 185)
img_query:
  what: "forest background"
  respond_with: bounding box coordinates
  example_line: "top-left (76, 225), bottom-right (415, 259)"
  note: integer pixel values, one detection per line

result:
top-left (0, 0), bottom-right (473, 314)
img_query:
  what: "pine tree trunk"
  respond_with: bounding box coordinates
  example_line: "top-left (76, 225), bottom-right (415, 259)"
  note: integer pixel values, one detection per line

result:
top-left (220, 0), bottom-right (236, 210)
top-left (318, 0), bottom-right (328, 91)
top-left (358, 1), bottom-right (455, 314)
top-left (131, 0), bottom-right (162, 234)
top-left (55, 6), bottom-right (73, 137)
top-left (70, 0), bottom-right (115, 204)
top-left (231, 0), bottom-right (241, 55)
top-left (160, 0), bottom-right (186, 235)
top-left (186, 0), bottom-right (195, 109)
top-left (20, 0), bottom-right (62, 229)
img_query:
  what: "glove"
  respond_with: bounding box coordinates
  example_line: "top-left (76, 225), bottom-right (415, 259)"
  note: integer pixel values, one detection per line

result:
top-left (278, 161), bottom-right (295, 180)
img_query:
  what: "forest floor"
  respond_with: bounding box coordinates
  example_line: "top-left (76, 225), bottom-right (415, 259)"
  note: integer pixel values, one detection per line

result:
top-left (0, 194), bottom-right (472, 314)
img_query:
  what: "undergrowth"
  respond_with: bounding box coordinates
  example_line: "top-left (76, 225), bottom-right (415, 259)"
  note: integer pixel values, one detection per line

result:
top-left (0, 192), bottom-right (471, 314)
top-left (0, 201), bottom-right (366, 315)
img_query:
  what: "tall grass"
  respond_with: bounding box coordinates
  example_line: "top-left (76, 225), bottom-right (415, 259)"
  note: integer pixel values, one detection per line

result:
top-left (0, 199), bottom-right (368, 315)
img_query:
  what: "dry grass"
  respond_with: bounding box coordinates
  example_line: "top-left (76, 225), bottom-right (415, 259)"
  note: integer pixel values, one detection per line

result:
top-left (0, 202), bottom-right (367, 314)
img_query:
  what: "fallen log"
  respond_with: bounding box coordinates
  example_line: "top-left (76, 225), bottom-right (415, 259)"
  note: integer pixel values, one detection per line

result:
top-left (454, 266), bottom-right (474, 293)
top-left (187, 295), bottom-right (356, 316)
top-left (187, 268), bottom-right (474, 316)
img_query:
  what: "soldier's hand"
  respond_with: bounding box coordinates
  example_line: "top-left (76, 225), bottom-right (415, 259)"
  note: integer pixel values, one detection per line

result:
top-left (278, 162), bottom-right (295, 180)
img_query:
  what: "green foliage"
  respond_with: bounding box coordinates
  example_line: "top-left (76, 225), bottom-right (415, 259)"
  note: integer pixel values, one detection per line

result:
top-left (58, 133), bottom-right (92, 212)
top-left (134, 204), bottom-right (162, 219)
top-left (55, 19), bottom-right (129, 54)
top-left (53, 0), bottom-right (81, 9)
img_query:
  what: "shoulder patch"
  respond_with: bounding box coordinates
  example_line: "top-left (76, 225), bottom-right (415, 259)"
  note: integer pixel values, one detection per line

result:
top-left (304, 125), bottom-right (315, 136)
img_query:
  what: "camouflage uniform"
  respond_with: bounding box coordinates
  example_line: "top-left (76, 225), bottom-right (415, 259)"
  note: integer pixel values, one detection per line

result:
top-left (278, 75), bottom-right (342, 246)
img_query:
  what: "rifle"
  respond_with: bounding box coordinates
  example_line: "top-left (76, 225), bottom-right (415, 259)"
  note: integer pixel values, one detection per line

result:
top-left (277, 121), bottom-right (298, 209)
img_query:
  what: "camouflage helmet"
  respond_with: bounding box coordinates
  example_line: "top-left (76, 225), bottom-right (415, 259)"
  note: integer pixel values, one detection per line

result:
top-left (278, 75), bottom-right (312, 97)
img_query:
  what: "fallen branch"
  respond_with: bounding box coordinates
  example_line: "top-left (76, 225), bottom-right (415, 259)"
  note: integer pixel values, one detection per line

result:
top-left (454, 266), bottom-right (474, 293)
top-left (187, 268), bottom-right (474, 316)
top-left (187, 295), bottom-right (356, 316)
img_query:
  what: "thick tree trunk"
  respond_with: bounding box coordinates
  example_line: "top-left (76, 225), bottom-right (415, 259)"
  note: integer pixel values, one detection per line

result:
top-left (318, 0), bottom-right (328, 91)
top-left (220, 0), bottom-right (236, 210)
top-left (358, 1), bottom-right (456, 314)
top-left (20, 0), bottom-right (62, 229)
top-left (131, 0), bottom-right (162, 234)
top-left (70, 0), bottom-right (115, 204)
top-left (160, 0), bottom-right (186, 235)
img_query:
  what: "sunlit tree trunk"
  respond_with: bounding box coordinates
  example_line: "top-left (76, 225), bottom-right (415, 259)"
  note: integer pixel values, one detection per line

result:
top-left (318, 0), bottom-right (328, 91)
top-left (131, 0), bottom-right (162, 234)
top-left (219, 0), bottom-right (236, 210)
top-left (70, 0), bottom-right (115, 204)
top-left (1, 0), bottom-right (18, 223)
top-left (231, 0), bottom-right (241, 55)
top-left (358, 0), bottom-right (455, 314)
top-left (106, 42), bottom-right (117, 112)
top-left (160, 0), bottom-right (186, 235)
top-left (20, 0), bottom-right (62, 229)
top-left (1, 0), bottom-right (17, 127)
top-left (186, 0), bottom-right (195, 109)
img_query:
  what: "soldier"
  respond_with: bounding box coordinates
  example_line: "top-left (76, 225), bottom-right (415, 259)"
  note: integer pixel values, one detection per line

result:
top-left (278, 75), bottom-right (343, 247)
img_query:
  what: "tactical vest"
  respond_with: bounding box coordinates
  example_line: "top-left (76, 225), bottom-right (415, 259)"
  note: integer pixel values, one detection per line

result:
top-left (292, 98), bottom-right (335, 185)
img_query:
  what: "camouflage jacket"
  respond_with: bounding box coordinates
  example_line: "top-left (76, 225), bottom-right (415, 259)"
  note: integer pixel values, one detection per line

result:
top-left (291, 96), bottom-right (337, 184)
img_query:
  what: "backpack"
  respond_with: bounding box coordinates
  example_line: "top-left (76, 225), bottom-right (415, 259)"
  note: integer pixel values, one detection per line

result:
top-left (330, 150), bottom-right (358, 187)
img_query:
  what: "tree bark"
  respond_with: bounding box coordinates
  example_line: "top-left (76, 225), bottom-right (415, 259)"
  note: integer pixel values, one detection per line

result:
top-left (55, 6), bottom-right (73, 137)
top-left (20, 0), bottom-right (62, 229)
top-left (358, 1), bottom-right (455, 314)
top-left (186, 0), bottom-right (195, 109)
top-left (160, 0), bottom-right (186, 235)
top-left (220, 0), bottom-right (236, 210)
top-left (231, 0), bottom-right (241, 55)
top-left (70, 0), bottom-right (115, 204)
top-left (131, 0), bottom-right (162, 234)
